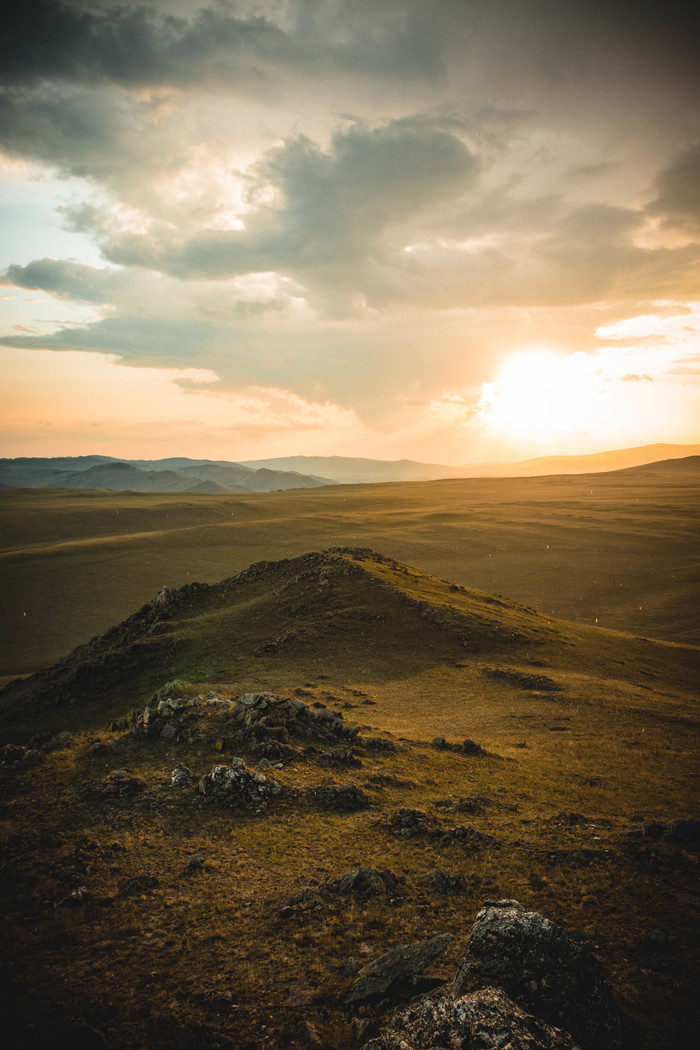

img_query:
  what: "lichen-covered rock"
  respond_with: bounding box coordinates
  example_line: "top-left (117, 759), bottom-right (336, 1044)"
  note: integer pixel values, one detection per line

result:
top-left (362, 986), bottom-right (581, 1049)
top-left (228, 691), bottom-right (359, 744)
top-left (170, 764), bottom-right (195, 787)
top-left (346, 932), bottom-right (451, 1005)
top-left (198, 758), bottom-right (281, 813)
top-left (453, 900), bottom-right (634, 1049)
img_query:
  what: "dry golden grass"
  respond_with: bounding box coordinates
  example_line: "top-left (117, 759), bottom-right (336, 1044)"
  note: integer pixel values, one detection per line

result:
top-left (1, 548), bottom-right (698, 1048)
top-left (1, 459), bottom-right (699, 679)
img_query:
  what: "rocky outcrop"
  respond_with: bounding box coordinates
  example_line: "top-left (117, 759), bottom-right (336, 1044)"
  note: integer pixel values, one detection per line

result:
top-left (229, 691), bottom-right (359, 744)
top-left (346, 932), bottom-right (451, 1005)
top-left (197, 758), bottom-right (281, 813)
top-left (362, 900), bottom-right (636, 1050)
top-left (453, 900), bottom-right (634, 1049)
top-left (362, 986), bottom-right (580, 1049)
top-left (386, 808), bottom-right (498, 849)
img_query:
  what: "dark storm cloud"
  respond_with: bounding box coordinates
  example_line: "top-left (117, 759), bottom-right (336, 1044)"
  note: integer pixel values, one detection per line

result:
top-left (2, 258), bottom-right (118, 302)
top-left (0, 0), bottom-right (443, 89)
top-left (647, 143), bottom-right (700, 232)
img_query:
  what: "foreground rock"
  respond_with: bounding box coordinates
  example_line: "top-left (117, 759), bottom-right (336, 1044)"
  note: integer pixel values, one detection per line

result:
top-left (345, 932), bottom-right (451, 1004)
top-left (363, 986), bottom-right (580, 1049)
top-left (453, 900), bottom-right (634, 1049)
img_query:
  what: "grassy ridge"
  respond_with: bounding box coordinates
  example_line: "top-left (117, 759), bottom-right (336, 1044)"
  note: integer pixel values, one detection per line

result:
top-left (1, 462), bottom-right (699, 677)
top-left (0, 550), bottom-right (698, 1048)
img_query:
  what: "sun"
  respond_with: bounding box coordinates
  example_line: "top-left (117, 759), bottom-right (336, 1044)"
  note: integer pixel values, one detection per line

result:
top-left (476, 349), bottom-right (608, 445)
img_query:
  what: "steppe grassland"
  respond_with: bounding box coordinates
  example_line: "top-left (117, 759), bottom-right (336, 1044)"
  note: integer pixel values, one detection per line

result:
top-left (1, 463), bottom-right (699, 678)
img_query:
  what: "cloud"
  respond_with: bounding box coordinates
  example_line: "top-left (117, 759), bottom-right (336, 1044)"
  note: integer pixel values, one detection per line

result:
top-left (0, 0), bottom-right (444, 91)
top-left (2, 257), bottom-right (120, 302)
top-left (647, 143), bottom-right (700, 232)
top-left (99, 117), bottom-right (477, 301)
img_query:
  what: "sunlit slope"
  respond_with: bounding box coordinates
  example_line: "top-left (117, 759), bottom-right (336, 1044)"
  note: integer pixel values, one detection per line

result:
top-left (1, 458), bottom-right (698, 677)
top-left (1, 548), bottom-right (696, 738)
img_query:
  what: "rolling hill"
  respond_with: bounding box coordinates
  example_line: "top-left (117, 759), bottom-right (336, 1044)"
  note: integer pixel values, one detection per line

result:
top-left (242, 443), bottom-right (700, 484)
top-left (0, 548), bottom-right (698, 1049)
top-left (0, 455), bottom-right (336, 494)
top-left (1, 456), bottom-right (698, 680)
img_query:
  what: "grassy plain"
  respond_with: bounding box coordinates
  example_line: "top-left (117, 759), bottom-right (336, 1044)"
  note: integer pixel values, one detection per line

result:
top-left (1, 458), bottom-right (699, 679)
top-left (0, 470), bottom-right (698, 1049)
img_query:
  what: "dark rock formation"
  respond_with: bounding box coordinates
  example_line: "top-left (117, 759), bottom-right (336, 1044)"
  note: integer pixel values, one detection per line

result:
top-left (453, 899), bottom-right (634, 1049)
top-left (362, 986), bottom-right (580, 1049)
top-left (325, 868), bottom-right (399, 901)
top-left (197, 758), bottom-right (281, 813)
top-left (345, 932), bottom-right (451, 1005)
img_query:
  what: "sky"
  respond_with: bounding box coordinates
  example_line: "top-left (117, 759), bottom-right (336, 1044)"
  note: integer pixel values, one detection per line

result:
top-left (1, 0), bottom-right (699, 466)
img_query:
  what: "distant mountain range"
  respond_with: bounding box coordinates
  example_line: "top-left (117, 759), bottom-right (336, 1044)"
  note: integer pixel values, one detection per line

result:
top-left (242, 443), bottom-right (700, 484)
top-left (0, 456), bottom-right (336, 494)
top-left (1, 443), bottom-right (699, 493)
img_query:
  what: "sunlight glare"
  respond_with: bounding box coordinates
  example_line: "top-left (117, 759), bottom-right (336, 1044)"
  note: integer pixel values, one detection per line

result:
top-left (477, 349), bottom-right (607, 442)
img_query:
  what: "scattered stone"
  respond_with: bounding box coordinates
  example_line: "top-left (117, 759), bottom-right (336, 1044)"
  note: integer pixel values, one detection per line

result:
top-left (313, 783), bottom-right (369, 812)
top-left (388, 808), bottom-right (437, 838)
top-left (386, 809), bottom-right (496, 850)
top-left (484, 668), bottom-right (560, 690)
top-left (120, 874), bottom-right (159, 895)
top-left (345, 932), bottom-right (451, 1004)
top-left (55, 730), bottom-right (73, 747)
top-left (325, 867), bottom-right (399, 901)
top-left (430, 736), bottom-right (486, 756)
top-left (90, 740), bottom-right (111, 754)
top-left (198, 759), bottom-right (281, 812)
top-left (59, 885), bottom-right (90, 907)
top-left (186, 854), bottom-right (205, 873)
top-left (453, 899), bottom-right (635, 1049)
top-left (461, 738), bottom-right (486, 756)
top-left (95, 769), bottom-right (147, 797)
top-left (170, 765), bottom-right (195, 787)
top-left (420, 870), bottom-right (466, 896)
top-left (362, 986), bottom-right (580, 1049)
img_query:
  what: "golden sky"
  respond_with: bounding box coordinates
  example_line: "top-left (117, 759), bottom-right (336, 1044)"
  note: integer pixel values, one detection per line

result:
top-left (1, 1), bottom-right (699, 465)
